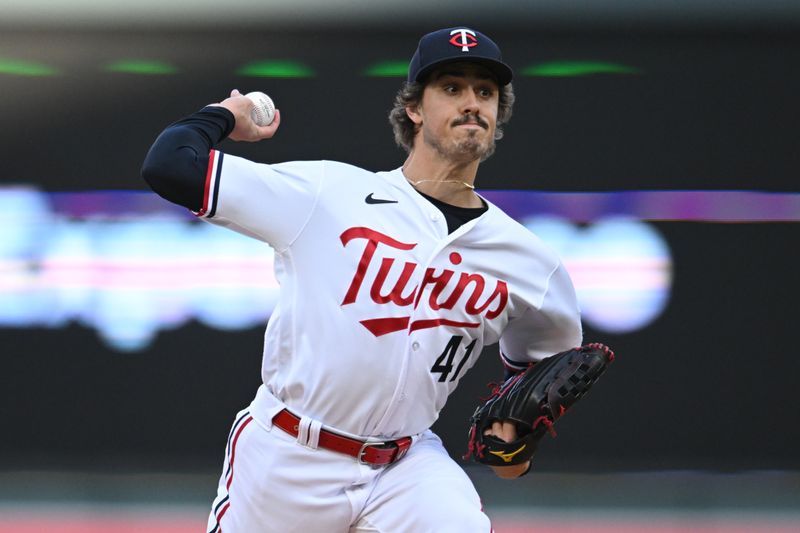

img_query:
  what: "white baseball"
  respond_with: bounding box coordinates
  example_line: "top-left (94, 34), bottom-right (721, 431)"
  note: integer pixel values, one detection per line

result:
top-left (245, 91), bottom-right (276, 126)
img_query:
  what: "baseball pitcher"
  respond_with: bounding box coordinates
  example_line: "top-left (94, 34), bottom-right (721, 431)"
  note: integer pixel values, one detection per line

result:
top-left (141, 27), bottom-right (613, 533)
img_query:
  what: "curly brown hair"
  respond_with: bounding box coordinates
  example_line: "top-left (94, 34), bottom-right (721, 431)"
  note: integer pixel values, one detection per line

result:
top-left (388, 81), bottom-right (515, 154)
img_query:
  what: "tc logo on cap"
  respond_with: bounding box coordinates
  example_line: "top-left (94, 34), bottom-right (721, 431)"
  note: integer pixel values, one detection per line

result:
top-left (449, 29), bottom-right (478, 52)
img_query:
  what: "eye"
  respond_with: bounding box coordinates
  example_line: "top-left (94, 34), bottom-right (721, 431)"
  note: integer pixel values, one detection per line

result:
top-left (443, 84), bottom-right (458, 94)
top-left (479, 87), bottom-right (494, 98)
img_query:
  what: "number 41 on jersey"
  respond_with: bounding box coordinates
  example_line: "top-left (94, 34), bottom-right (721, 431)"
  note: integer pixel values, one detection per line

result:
top-left (430, 335), bottom-right (477, 382)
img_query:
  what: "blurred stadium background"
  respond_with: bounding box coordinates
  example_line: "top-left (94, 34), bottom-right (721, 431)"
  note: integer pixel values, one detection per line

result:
top-left (1, 1), bottom-right (799, 531)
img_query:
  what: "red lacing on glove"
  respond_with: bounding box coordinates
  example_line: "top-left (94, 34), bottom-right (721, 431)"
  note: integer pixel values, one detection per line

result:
top-left (479, 370), bottom-right (524, 402)
top-left (585, 342), bottom-right (615, 362)
top-left (492, 370), bottom-right (526, 399)
top-left (480, 381), bottom-right (502, 402)
top-left (463, 425), bottom-right (486, 460)
top-left (533, 415), bottom-right (557, 438)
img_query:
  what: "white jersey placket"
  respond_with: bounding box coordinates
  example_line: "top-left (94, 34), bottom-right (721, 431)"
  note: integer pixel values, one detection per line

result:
top-left (370, 191), bottom-right (485, 437)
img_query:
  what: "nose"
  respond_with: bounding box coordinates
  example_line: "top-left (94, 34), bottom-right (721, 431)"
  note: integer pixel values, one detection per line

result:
top-left (459, 89), bottom-right (480, 115)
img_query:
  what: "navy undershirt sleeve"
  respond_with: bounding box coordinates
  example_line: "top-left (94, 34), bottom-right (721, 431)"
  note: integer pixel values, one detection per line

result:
top-left (140, 106), bottom-right (235, 211)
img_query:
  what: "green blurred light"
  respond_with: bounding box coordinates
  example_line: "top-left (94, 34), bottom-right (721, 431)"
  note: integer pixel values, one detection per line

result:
top-left (105, 60), bottom-right (178, 75)
top-left (237, 61), bottom-right (314, 78)
top-left (364, 60), bottom-right (408, 77)
top-left (522, 61), bottom-right (640, 77)
top-left (0, 59), bottom-right (57, 77)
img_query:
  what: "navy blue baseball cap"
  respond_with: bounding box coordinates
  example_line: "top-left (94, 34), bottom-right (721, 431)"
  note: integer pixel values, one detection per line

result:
top-left (408, 27), bottom-right (513, 85)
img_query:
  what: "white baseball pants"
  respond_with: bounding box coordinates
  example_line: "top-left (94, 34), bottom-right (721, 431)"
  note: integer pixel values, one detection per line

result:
top-left (206, 408), bottom-right (493, 532)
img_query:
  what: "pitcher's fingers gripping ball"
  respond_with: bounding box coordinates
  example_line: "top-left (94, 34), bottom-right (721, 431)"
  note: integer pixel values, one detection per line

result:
top-left (465, 343), bottom-right (615, 466)
top-left (245, 91), bottom-right (276, 126)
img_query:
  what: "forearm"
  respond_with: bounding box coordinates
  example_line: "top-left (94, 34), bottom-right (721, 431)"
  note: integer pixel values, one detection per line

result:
top-left (140, 106), bottom-right (235, 211)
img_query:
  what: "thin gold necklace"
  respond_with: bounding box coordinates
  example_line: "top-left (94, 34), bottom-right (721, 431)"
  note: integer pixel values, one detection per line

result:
top-left (407, 179), bottom-right (475, 190)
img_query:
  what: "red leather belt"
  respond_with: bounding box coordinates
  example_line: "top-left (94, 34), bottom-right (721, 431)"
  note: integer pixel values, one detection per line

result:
top-left (272, 409), bottom-right (412, 466)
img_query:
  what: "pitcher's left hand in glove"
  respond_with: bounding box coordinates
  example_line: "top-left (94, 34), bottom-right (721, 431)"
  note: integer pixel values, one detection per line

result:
top-left (465, 343), bottom-right (615, 467)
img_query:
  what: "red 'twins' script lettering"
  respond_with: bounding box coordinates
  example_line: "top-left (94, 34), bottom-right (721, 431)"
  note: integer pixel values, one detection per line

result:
top-left (340, 227), bottom-right (509, 336)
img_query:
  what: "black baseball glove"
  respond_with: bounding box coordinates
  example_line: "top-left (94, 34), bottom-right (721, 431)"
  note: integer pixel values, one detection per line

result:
top-left (465, 343), bottom-right (615, 467)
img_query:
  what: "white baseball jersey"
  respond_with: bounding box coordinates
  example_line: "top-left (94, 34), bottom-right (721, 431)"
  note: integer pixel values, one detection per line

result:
top-left (197, 151), bottom-right (582, 440)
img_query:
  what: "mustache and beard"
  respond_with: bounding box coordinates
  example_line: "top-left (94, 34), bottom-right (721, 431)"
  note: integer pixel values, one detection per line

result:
top-left (423, 113), bottom-right (496, 163)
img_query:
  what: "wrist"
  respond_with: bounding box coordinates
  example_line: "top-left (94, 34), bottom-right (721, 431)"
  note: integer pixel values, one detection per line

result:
top-left (489, 460), bottom-right (531, 479)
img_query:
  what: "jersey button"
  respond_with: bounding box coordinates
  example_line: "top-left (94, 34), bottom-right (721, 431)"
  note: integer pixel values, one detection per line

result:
top-left (411, 341), bottom-right (420, 351)
top-left (430, 212), bottom-right (440, 221)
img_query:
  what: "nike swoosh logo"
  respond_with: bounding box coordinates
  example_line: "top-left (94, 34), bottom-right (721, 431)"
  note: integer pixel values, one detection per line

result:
top-left (365, 193), bottom-right (398, 205)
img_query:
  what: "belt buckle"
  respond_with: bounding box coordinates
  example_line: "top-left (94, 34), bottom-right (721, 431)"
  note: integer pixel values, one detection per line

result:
top-left (357, 441), bottom-right (385, 466)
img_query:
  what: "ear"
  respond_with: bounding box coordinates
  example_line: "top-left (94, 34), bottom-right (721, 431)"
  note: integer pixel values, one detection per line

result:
top-left (405, 104), bottom-right (423, 125)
